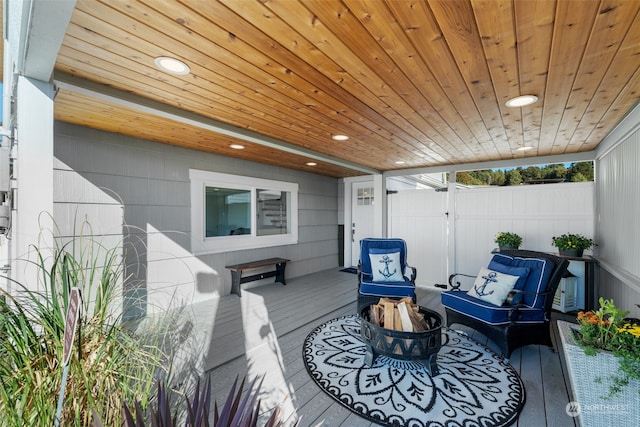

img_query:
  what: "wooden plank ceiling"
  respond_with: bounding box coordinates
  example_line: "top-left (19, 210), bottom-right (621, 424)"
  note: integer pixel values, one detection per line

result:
top-left (54, 0), bottom-right (640, 178)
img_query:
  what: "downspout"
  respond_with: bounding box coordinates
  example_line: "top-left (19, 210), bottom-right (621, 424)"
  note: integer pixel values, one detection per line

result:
top-left (447, 171), bottom-right (457, 279)
top-left (0, 25), bottom-right (16, 290)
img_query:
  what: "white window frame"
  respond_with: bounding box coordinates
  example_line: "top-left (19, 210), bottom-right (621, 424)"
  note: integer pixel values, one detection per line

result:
top-left (190, 169), bottom-right (298, 254)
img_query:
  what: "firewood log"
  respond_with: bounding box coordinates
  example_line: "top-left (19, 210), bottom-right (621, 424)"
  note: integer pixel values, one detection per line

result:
top-left (407, 308), bottom-right (429, 331)
top-left (394, 309), bottom-right (403, 331)
top-left (369, 304), bottom-right (380, 325)
top-left (383, 302), bottom-right (395, 330)
top-left (397, 302), bottom-right (414, 332)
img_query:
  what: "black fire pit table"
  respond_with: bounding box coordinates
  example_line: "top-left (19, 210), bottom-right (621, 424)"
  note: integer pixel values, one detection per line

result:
top-left (359, 305), bottom-right (443, 375)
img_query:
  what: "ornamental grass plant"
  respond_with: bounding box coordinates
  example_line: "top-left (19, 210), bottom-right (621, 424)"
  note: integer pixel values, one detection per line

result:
top-left (576, 297), bottom-right (640, 397)
top-left (0, 221), bottom-right (289, 427)
top-left (0, 225), bottom-right (174, 426)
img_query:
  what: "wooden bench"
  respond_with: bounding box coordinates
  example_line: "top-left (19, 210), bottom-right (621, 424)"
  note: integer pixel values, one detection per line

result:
top-left (225, 257), bottom-right (290, 297)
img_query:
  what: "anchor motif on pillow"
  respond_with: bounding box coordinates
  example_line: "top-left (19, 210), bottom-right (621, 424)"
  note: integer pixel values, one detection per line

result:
top-left (377, 255), bottom-right (398, 279)
top-left (475, 271), bottom-right (498, 297)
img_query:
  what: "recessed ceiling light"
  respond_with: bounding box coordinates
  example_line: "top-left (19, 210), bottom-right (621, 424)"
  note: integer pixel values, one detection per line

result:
top-left (395, 161), bottom-right (406, 165)
top-left (154, 56), bottom-right (190, 75)
top-left (306, 162), bottom-right (317, 166)
top-left (332, 134), bottom-right (349, 141)
top-left (505, 95), bottom-right (538, 108)
top-left (516, 146), bottom-right (535, 151)
top-left (230, 144), bottom-right (245, 150)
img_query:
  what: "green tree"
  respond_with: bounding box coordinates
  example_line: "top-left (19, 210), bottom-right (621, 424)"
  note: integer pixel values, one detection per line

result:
top-left (569, 172), bottom-right (588, 182)
top-left (567, 161), bottom-right (594, 181)
top-left (546, 164), bottom-right (568, 180)
top-left (492, 170), bottom-right (506, 186)
top-left (520, 166), bottom-right (543, 182)
top-left (456, 171), bottom-right (476, 185)
top-left (453, 161), bottom-right (593, 187)
top-left (474, 169), bottom-right (492, 184)
top-left (505, 169), bottom-right (523, 186)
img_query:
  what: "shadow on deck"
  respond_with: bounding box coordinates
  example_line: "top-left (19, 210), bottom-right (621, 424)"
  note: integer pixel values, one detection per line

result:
top-left (172, 268), bottom-right (578, 427)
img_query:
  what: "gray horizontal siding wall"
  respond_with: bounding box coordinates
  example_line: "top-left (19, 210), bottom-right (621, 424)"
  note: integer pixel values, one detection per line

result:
top-left (53, 122), bottom-right (339, 320)
top-left (597, 123), bottom-right (640, 319)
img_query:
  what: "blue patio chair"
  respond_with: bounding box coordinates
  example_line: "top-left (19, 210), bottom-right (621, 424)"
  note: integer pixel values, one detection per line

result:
top-left (441, 249), bottom-right (569, 359)
top-left (357, 238), bottom-right (416, 311)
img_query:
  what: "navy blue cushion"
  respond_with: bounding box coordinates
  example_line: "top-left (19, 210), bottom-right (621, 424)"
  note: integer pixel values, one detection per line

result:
top-left (441, 290), bottom-right (547, 325)
top-left (359, 278), bottom-right (415, 299)
top-left (360, 238), bottom-right (407, 276)
top-left (369, 247), bottom-right (402, 254)
top-left (489, 253), bottom-right (554, 309)
top-left (358, 238), bottom-right (414, 300)
top-left (487, 261), bottom-right (530, 290)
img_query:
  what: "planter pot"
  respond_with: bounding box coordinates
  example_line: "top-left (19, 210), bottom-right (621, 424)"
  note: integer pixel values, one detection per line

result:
top-left (559, 248), bottom-right (583, 257)
top-left (499, 244), bottom-right (519, 251)
top-left (557, 320), bottom-right (639, 426)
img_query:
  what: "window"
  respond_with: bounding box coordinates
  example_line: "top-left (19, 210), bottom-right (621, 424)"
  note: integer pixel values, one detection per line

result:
top-left (356, 187), bottom-right (374, 205)
top-left (205, 187), bottom-right (251, 237)
top-left (190, 170), bottom-right (298, 254)
top-left (256, 189), bottom-right (289, 236)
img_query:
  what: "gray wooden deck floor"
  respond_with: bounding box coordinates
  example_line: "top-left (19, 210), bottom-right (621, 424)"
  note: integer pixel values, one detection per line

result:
top-left (180, 268), bottom-right (578, 427)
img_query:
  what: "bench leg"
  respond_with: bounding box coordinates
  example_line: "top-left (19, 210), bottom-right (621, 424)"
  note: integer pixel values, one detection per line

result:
top-left (275, 262), bottom-right (287, 285)
top-left (230, 270), bottom-right (243, 297)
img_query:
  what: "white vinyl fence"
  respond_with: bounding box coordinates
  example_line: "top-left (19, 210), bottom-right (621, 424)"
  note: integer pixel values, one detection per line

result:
top-left (387, 182), bottom-right (595, 304)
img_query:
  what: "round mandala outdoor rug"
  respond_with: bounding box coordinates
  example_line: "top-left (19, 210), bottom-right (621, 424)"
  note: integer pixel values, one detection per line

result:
top-left (303, 315), bottom-right (525, 427)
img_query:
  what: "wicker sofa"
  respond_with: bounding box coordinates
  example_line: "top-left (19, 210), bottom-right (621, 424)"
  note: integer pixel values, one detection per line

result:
top-left (441, 249), bottom-right (569, 359)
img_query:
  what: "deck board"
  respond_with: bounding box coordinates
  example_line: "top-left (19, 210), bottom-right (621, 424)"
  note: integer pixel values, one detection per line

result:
top-left (516, 346), bottom-right (546, 425)
top-left (176, 268), bottom-right (577, 426)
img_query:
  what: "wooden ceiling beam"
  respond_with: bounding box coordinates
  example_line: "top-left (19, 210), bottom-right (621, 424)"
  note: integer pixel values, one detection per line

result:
top-left (53, 71), bottom-right (380, 176)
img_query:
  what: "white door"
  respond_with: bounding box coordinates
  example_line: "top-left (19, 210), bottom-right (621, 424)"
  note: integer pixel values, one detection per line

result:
top-left (387, 189), bottom-right (448, 286)
top-left (350, 182), bottom-right (375, 266)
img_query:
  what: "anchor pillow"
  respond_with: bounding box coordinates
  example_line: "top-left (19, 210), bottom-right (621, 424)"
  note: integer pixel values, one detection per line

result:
top-left (467, 267), bottom-right (519, 306)
top-left (369, 249), bottom-right (405, 282)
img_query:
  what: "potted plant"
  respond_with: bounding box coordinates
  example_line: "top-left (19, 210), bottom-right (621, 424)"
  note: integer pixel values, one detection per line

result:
top-left (494, 232), bottom-right (523, 251)
top-left (574, 298), bottom-right (640, 397)
top-left (557, 298), bottom-right (639, 426)
top-left (551, 233), bottom-right (594, 257)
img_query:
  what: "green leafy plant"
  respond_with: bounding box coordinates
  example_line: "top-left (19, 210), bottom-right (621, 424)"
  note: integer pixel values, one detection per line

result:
top-left (552, 233), bottom-right (594, 250)
top-left (576, 297), bottom-right (640, 397)
top-left (0, 226), bottom-right (172, 426)
top-left (494, 232), bottom-right (522, 248)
